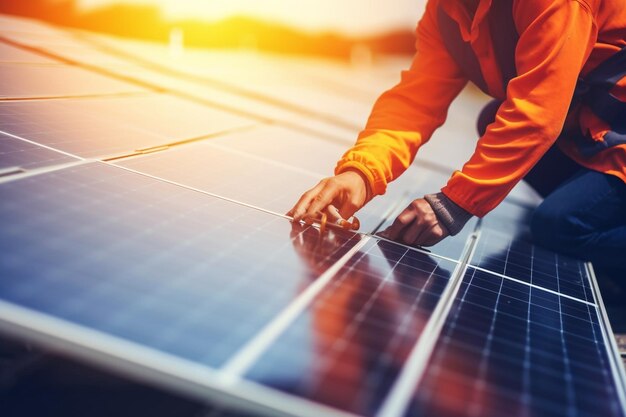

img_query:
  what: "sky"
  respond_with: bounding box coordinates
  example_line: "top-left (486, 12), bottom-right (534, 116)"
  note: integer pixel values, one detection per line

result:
top-left (77, 0), bottom-right (428, 36)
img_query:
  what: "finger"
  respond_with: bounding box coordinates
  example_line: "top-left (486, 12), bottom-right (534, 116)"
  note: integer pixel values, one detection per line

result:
top-left (411, 208), bottom-right (444, 245)
top-left (325, 204), bottom-right (343, 223)
top-left (400, 219), bottom-right (427, 246)
top-left (290, 181), bottom-right (326, 222)
top-left (304, 182), bottom-right (339, 223)
top-left (382, 207), bottom-right (417, 240)
top-left (419, 225), bottom-right (448, 247)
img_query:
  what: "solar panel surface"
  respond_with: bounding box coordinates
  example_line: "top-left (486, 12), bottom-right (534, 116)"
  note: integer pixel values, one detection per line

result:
top-left (0, 62), bottom-right (145, 98)
top-left (0, 131), bottom-right (78, 171)
top-left (0, 12), bottom-right (625, 417)
top-left (246, 240), bottom-right (458, 416)
top-left (0, 95), bottom-right (256, 158)
top-left (408, 267), bottom-right (621, 417)
top-left (0, 162), bottom-right (365, 368)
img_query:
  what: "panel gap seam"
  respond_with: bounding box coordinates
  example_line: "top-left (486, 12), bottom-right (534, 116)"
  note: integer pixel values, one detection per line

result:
top-left (375, 222), bottom-right (481, 417)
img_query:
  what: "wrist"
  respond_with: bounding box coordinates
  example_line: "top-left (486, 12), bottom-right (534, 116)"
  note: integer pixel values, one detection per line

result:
top-left (424, 192), bottom-right (472, 236)
top-left (341, 168), bottom-right (372, 203)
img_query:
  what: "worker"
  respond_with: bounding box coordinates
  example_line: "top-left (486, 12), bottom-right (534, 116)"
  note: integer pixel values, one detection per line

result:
top-left (288, 0), bottom-right (626, 280)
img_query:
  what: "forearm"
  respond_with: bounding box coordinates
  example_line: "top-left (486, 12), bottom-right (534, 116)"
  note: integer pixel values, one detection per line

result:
top-left (336, 0), bottom-right (467, 198)
top-left (443, 0), bottom-right (597, 217)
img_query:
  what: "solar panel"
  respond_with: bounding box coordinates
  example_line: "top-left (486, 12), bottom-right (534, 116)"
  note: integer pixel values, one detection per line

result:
top-left (0, 42), bottom-right (56, 64)
top-left (473, 201), bottom-right (594, 303)
top-left (0, 162), bottom-right (361, 368)
top-left (210, 125), bottom-right (347, 176)
top-left (114, 141), bottom-right (325, 215)
top-left (0, 94), bottom-right (255, 158)
top-left (0, 14), bottom-right (68, 37)
top-left (0, 62), bottom-right (146, 98)
top-left (245, 240), bottom-right (458, 416)
top-left (0, 12), bottom-right (625, 417)
top-left (406, 267), bottom-right (624, 417)
top-left (0, 131), bottom-right (78, 171)
top-left (75, 34), bottom-right (378, 127)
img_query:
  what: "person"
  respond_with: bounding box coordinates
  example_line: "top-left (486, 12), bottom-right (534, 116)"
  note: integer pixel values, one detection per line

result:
top-left (288, 0), bottom-right (626, 278)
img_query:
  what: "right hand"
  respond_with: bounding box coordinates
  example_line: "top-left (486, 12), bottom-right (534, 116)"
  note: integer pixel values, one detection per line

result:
top-left (287, 169), bottom-right (371, 225)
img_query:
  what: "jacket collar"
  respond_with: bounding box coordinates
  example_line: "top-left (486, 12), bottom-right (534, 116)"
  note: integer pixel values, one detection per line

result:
top-left (440, 0), bottom-right (493, 42)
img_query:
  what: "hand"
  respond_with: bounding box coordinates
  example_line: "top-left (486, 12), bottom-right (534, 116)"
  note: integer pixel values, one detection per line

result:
top-left (380, 198), bottom-right (449, 247)
top-left (287, 170), bottom-right (370, 224)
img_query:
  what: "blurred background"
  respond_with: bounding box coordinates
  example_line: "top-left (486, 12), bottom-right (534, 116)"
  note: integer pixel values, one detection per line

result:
top-left (0, 0), bottom-right (427, 62)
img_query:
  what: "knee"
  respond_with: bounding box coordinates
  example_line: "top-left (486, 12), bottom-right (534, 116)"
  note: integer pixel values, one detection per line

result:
top-left (530, 202), bottom-right (578, 251)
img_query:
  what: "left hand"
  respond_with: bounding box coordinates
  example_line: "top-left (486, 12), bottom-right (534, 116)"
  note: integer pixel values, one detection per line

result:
top-left (380, 198), bottom-right (449, 247)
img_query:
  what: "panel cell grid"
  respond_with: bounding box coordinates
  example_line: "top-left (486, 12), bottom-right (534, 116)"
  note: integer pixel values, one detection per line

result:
top-left (246, 239), bottom-right (457, 416)
top-left (0, 132), bottom-right (77, 170)
top-left (0, 62), bottom-right (145, 98)
top-left (407, 267), bottom-right (623, 417)
top-left (0, 94), bottom-right (253, 158)
top-left (0, 162), bottom-right (361, 368)
top-left (472, 228), bottom-right (593, 303)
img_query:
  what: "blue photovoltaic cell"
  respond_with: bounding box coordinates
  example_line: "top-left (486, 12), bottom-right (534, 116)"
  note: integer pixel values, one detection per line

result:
top-left (473, 200), bottom-right (593, 303)
top-left (0, 132), bottom-right (77, 170)
top-left (246, 239), bottom-right (457, 416)
top-left (0, 94), bottom-right (253, 158)
top-left (471, 228), bottom-right (593, 303)
top-left (210, 125), bottom-right (346, 177)
top-left (407, 268), bottom-right (624, 417)
top-left (0, 162), bottom-right (361, 368)
top-left (116, 142), bottom-right (324, 216)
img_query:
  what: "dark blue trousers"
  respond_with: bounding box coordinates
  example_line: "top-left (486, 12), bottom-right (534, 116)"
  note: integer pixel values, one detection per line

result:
top-left (530, 168), bottom-right (626, 271)
top-left (478, 100), bottom-right (626, 273)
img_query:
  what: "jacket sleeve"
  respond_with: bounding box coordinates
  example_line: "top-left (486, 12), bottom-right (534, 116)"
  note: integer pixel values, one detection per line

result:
top-left (442, 0), bottom-right (598, 217)
top-left (334, 0), bottom-right (467, 197)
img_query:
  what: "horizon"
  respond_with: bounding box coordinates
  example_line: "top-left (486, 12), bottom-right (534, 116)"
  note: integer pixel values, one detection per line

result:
top-left (77, 0), bottom-right (427, 36)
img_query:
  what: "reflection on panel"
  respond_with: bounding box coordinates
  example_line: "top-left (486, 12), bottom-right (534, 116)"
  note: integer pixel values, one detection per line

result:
top-left (0, 132), bottom-right (77, 170)
top-left (366, 166), bottom-right (474, 260)
top-left (0, 14), bottom-right (71, 37)
top-left (78, 35), bottom-right (377, 127)
top-left (481, 200), bottom-right (535, 235)
top-left (246, 239), bottom-right (456, 416)
top-left (0, 43), bottom-right (56, 64)
top-left (408, 268), bottom-right (623, 417)
top-left (0, 63), bottom-right (145, 98)
top-left (472, 229), bottom-right (592, 303)
top-left (474, 202), bottom-right (592, 302)
top-left (0, 94), bottom-right (253, 158)
top-left (357, 167), bottom-right (432, 234)
top-left (116, 142), bottom-right (321, 214)
top-left (0, 162), bottom-right (361, 368)
top-left (211, 125), bottom-right (346, 177)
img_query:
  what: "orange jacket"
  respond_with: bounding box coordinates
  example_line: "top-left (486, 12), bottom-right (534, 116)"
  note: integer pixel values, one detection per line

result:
top-left (335, 0), bottom-right (626, 217)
